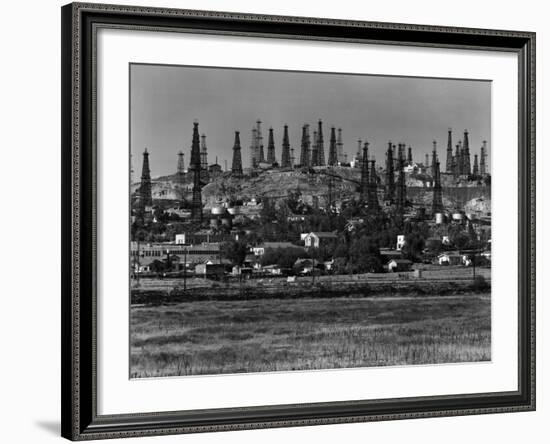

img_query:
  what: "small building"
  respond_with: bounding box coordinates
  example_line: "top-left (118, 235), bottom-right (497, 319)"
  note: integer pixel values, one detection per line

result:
top-left (379, 248), bottom-right (403, 264)
top-left (345, 218), bottom-right (364, 232)
top-left (303, 231), bottom-right (338, 248)
top-left (175, 234), bottom-right (186, 244)
top-left (323, 259), bottom-right (335, 271)
top-left (396, 234), bottom-right (406, 251)
top-left (293, 258), bottom-right (314, 274)
top-left (208, 162), bottom-right (223, 177)
top-left (262, 264), bottom-right (282, 275)
top-left (252, 242), bottom-right (301, 256)
top-left (437, 252), bottom-right (465, 266)
top-left (194, 262), bottom-right (226, 277)
top-left (387, 259), bottom-right (413, 272)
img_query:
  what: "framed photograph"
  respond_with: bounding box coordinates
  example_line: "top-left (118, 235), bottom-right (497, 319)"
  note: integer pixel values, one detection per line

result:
top-left (61, 2), bottom-right (535, 440)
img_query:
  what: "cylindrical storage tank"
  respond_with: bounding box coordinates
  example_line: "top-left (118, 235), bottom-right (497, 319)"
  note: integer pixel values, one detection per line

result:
top-left (211, 206), bottom-right (224, 215)
top-left (435, 213), bottom-right (444, 224)
top-left (452, 212), bottom-right (463, 221)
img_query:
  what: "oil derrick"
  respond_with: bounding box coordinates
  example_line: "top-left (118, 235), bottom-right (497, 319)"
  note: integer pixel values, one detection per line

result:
top-left (473, 154), bottom-right (479, 176)
top-left (457, 140), bottom-right (463, 174)
top-left (394, 144), bottom-right (400, 169)
top-left (336, 128), bottom-right (344, 163)
top-left (396, 147), bottom-right (406, 212)
top-left (137, 148), bottom-right (153, 222)
top-left (480, 140), bottom-right (487, 175)
top-left (355, 139), bottom-right (363, 167)
top-left (317, 119), bottom-right (326, 166)
top-left (299, 124), bottom-right (311, 167)
top-left (453, 143), bottom-right (460, 177)
top-left (249, 120), bottom-right (265, 167)
top-left (281, 125), bottom-right (291, 168)
top-left (367, 159), bottom-right (380, 212)
top-left (431, 160), bottom-right (443, 215)
top-left (200, 134), bottom-right (208, 170)
top-left (446, 128), bottom-right (453, 173)
top-left (250, 127), bottom-right (258, 168)
top-left (431, 140), bottom-right (438, 179)
top-left (199, 134), bottom-right (208, 181)
top-left (311, 131), bottom-right (319, 166)
top-left (189, 121), bottom-right (203, 221)
top-left (176, 151), bottom-right (185, 204)
top-left (328, 126), bottom-right (338, 166)
top-left (462, 130), bottom-right (471, 175)
top-left (266, 127), bottom-right (276, 165)
top-left (257, 120), bottom-right (265, 163)
top-left (360, 142), bottom-right (370, 203)
top-left (407, 146), bottom-right (413, 164)
top-left (231, 131), bottom-right (243, 177)
top-left (384, 141), bottom-right (395, 202)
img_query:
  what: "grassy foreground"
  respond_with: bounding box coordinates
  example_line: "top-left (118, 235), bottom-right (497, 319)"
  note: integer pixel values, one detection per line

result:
top-left (130, 293), bottom-right (490, 378)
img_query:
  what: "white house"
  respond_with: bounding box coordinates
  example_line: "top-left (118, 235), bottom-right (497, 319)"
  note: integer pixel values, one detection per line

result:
top-left (396, 234), bottom-right (406, 251)
top-left (437, 252), bottom-right (465, 266)
top-left (387, 259), bottom-right (413, 272)
top-left (303, 232), bottom-right (338, 248)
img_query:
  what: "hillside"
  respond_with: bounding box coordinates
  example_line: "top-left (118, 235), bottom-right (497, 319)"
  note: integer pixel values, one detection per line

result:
top-left (137, 167), bottom-right (491, 212)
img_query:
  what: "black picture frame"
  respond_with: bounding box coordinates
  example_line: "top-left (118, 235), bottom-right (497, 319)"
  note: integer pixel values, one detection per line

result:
top-left (61, 2), bottom-right (536, 440)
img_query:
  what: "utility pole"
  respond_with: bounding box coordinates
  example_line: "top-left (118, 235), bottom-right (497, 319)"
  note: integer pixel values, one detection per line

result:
top-left (183, 247), bottom-right (187, 291)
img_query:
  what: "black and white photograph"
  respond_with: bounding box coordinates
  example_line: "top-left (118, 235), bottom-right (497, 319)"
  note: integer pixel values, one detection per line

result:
top-left (129, 64), bottom-right (492, 378)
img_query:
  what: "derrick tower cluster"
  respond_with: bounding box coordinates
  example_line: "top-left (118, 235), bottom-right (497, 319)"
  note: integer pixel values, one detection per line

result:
top-left (134, 118), bottom-right (489, 228)
top-left (382, 140), bottom-right (408, 212)
top-left (444, 129), bottom-right (487, 177)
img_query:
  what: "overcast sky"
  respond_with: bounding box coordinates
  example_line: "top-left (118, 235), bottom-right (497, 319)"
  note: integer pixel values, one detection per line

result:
top-left (130, 63), bottom-right (491, 178)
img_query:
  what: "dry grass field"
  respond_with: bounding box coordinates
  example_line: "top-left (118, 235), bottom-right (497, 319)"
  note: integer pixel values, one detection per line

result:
top-left (130, 292), bottom-right (490, 378)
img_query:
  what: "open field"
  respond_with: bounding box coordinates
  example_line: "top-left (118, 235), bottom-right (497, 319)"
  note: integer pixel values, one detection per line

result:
top-left (130, 292), bottom-right (491, 378)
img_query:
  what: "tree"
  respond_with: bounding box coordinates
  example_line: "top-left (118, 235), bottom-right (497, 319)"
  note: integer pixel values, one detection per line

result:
top-left (451, 231), bottom-right (473, 250)
top-left (261, 247), bottom-right (306, 268)
top-left (348, 235), bottom-right (382, 273)
top-left (221, 240), bottom-right (248, 266)
top-left (402, 232), bottom-right (425, 262)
